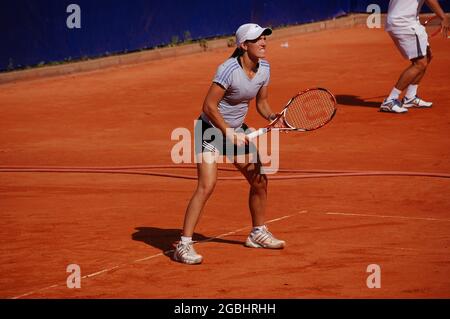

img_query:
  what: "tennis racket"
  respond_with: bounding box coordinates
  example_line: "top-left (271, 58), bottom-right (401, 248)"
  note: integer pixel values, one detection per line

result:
top-left (247, 87), bottom-right (336, 140)
top-left (422, 15), bottom-right (449, 38)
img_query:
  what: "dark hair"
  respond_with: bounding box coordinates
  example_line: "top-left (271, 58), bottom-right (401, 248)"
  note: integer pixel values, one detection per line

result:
top-left (230, 47), bottom-right (244, 58)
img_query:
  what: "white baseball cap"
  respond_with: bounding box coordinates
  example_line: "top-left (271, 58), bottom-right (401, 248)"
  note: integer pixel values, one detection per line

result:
top-left (235, 23), bottom-right (272, 46)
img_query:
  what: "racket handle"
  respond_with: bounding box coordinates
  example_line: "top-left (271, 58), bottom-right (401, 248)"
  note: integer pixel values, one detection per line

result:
top-left (247, 128), bottom-right (268, 140)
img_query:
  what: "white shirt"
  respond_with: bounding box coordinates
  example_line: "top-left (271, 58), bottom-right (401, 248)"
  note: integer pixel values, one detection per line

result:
top-left (386, 0), bottom-right (426, 34)
top-left (201, 57), bottom-right (270, 128)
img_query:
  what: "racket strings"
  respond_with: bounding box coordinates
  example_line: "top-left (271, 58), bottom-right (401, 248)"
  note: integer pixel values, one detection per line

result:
top-left (284, 90), bottom-right (336, 130)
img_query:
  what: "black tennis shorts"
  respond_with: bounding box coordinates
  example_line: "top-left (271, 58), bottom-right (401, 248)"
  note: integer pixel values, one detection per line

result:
top-left (194, 117), bottom-right (257, 157)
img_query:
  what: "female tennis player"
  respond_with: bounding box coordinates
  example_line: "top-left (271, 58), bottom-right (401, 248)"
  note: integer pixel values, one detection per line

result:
top-left (173, 23), bottom-right (285, 264)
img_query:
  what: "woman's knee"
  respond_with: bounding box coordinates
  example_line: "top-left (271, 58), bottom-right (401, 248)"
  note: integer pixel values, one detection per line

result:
top-left (251, 174), bottom-right (268, 192)
top-left (196, 180), bottom-right (216, 197)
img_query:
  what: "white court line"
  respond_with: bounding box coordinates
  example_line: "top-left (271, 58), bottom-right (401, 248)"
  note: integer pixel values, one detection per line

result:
top-left (83, 265), bottom-right (121, 278)
top-left (133, 252), bottom-right (166, 263)
top-left (10, 210), bottom-right (308, 299)
top-left (11, 209), bottom-right (448, 298)
top-left (199, 210), bottom-right (308, 243)
top-left (11, 284), bottom-right (59, 299)
top-left (313, 241), bottom-right (419, 252)
top-left (321, 212), bottom-right (450, 252)
top-left (326, 212), bottom-right (450, 222)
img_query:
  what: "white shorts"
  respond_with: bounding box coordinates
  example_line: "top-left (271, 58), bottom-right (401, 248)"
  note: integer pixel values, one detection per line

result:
top-left (388, 27), bottom-right (429, 60)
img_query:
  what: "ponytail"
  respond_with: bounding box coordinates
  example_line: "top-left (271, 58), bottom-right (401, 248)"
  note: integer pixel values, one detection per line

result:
top-left (230, 47), bottom-right (244, 58)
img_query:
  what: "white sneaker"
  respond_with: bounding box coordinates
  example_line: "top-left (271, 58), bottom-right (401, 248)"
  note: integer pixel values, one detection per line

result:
top-left (402, 96), bottom-right (433, 108)
top-left (245, 225), bottom-right (285, 249)
top-left (380, 99), bottom-right (408, 113)
top-left (173, 241), bottom-right (203, 264)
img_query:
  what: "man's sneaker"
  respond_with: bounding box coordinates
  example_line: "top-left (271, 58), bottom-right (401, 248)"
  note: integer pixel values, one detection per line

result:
top-left (402, 96), bottom-right (433, 108)
top-left (380, 99), bottom-right (408, 113)
top-left (245, 225), bottom-right (285, 249)
top-left (173, 241), bottom-right (203, 264)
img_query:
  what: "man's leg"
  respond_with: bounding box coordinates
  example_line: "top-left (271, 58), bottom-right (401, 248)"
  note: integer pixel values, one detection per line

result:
top-left (402, 47), bottom-right (433, 108)
top-left (394, 56), bottom-right (427, 91)
top-left (381, 32), bottom-right (429, 113)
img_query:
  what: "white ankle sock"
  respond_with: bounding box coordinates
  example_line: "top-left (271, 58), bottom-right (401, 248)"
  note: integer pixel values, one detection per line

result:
top-left (180, 236), bottom-right (192, 244)
top-left (405, 85), bottom-right (418, 100)
top-left (387, 87), bottom-right (402, 101)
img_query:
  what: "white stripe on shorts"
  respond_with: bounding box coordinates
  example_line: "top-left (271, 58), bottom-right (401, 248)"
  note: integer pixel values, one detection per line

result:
top-left (202, 141), bottom-right (218, 152)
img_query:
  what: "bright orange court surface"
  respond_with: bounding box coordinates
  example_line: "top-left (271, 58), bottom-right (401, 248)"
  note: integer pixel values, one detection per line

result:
top-left (0, 26), bottom-right (449, 298)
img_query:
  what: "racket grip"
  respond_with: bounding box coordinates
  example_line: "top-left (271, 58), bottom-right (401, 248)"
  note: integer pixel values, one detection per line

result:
top-left (247, 128), bottom-right (268, 140)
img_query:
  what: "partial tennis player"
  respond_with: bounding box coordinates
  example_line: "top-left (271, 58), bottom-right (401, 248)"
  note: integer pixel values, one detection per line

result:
top-left (380, 0), bottom-right (449, 113)
top-left (173, 23), bottom-right (285, 265)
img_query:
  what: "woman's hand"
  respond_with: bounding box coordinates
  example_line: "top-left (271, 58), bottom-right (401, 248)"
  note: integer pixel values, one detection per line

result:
top-left (229, 132), bottom-right (249, 147)
top-left (270, 113), bottom-right (287, 129)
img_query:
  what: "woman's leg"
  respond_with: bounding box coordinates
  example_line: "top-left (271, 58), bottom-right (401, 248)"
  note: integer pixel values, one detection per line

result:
top-left (233, 158), bottom-right (267, 227)
top-left (174, 152), bottom-right (218, 264)
top-left (182, 152), bottom-right (218, 237)
top-left (233, 153), bottom-right (285, 249)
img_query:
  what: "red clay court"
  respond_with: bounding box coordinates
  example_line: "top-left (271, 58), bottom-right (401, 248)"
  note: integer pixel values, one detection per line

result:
top-left (0, 25), bottom-right (449, 298)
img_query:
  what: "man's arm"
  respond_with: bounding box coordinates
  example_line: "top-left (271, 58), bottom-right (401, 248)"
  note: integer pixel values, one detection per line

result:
top-left (425, 0), bottom-right (449, 37)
